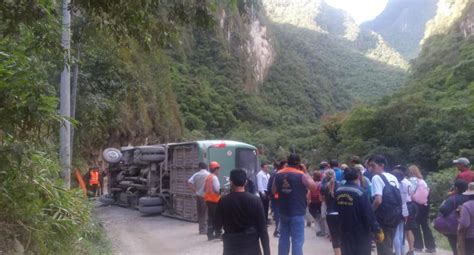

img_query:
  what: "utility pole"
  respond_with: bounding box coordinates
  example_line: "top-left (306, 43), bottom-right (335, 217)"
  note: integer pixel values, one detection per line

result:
top-left (60, 0), bottom-right (72, 189)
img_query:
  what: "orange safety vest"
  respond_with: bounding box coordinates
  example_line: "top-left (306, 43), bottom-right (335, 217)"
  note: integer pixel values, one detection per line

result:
top-left (204, 174), bottom-right (220, 203)
top-left (90, 170), bottom-right (100, 185)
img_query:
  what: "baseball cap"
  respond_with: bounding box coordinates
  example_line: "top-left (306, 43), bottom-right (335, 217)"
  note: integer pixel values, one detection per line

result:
top-left (453, 157), bottom-right (470, 166)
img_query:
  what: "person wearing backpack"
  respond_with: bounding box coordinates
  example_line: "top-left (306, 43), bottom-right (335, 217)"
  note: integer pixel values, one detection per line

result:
top-left (434, 180), bottom-right (469, 255)
top-left (368, 154), bottom-right (402, 255)
top-left (408, 165), bottom-right (436, 253)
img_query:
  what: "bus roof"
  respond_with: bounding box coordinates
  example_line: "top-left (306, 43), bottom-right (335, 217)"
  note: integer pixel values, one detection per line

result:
top-left (167, 140), bottom-right (256, 150)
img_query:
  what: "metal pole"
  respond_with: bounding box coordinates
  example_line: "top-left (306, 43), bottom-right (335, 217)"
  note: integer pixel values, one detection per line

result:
top-left (60, 0), bottom-right (72, 189)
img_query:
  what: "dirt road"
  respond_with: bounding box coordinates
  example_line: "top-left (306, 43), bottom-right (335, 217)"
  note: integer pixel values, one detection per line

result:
top-left (96, 205), bottom-right (450, 255)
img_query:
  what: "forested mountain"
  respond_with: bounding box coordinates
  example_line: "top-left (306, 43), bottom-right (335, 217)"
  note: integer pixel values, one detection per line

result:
top-left (362, 0), bottom-right (438, 59)
top-left (1, 0), bottom-right (473, 252)
top-left (261, 0), bottom-right (408, 115)
top-left (75, 0), bottom-right (412, 157)
top-left (314, 0), bottom-right (474, 171)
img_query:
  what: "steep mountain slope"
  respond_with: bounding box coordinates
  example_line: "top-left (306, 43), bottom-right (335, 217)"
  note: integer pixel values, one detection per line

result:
top-left (261, 0), bottom-right (408, 115)
top-left (362, 0), bottom-right (438, 59)
top-left (317, 0), bottom-right (474, 170)
top-left (75, 0), bottom-right (414, 159)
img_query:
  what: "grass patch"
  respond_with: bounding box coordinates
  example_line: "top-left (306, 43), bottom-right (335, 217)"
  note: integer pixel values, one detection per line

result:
top-left (77, 220), bottom-right (113, 255)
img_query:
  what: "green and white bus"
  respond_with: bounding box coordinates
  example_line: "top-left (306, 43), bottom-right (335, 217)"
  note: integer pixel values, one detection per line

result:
top-left (102, 140), bottom-right (259, 221)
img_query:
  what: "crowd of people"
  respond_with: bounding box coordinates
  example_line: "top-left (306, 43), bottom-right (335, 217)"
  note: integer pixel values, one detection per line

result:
top-left (187, 154), bottom-right (474, 255)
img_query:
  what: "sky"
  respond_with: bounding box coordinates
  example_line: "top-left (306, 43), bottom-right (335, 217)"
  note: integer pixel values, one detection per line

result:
top-left (325, 0), bottom-right (389, 24)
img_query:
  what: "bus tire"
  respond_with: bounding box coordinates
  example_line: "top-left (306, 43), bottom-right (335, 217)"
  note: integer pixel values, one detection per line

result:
top-left (135, 146), bottom-right (165, 154)
top-left (137, 153), bottom-right (165, 162)
top-left (139, 196), bottom-right (163, 207)
top-left (139, 205), bottom-right (164, 215)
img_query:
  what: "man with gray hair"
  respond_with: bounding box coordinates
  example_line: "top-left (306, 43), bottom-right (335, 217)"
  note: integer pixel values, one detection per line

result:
top-left (454, 157), bottom-right (473, 183)
top-left (188, 162), bottom-right (210, 234)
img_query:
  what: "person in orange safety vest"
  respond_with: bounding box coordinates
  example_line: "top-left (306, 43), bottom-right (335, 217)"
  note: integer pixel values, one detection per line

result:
top-left (204, 161), bottom-right (222, 241)
top-left (88, 167), bottom-right (101, 197)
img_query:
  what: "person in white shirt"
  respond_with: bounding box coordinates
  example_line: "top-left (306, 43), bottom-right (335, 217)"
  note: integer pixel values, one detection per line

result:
top-left (369, 155), bottom-right (400, 255)
top-left (188, 162), bottom-right (210, 235)
top-left (392, 166), bottom-right (412, 255)
top-left (257, 163), bottom-right (270, 222)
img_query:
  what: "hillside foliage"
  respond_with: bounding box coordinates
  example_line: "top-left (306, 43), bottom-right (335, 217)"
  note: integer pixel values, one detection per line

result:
top-left (1, 0), bottom-right (473, 252)
top-left (362, 0), bottom-right (438, 59)
top-left (312, 0), bottom-right (474, 172)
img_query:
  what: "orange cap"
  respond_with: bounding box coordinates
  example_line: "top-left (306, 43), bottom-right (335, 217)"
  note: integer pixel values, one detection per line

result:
top-left (210, 161), bottom-right (221, 170)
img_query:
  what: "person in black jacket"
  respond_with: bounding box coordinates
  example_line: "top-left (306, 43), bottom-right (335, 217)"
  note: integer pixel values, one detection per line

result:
top-left (215, 169), bottom-right (270, 255)
top-left (267, 161), bottom-right (286, 237)
top-left (336, 167), bottom-right (383, 255)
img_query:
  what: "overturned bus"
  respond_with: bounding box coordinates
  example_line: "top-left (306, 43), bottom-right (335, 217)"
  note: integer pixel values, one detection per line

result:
top-left (100, 140), bottom-right (259, 222)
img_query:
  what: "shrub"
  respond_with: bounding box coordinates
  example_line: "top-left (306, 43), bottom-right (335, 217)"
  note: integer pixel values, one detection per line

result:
top-left (426, 167), bottom-right (458, 217)
top-left (0, 139), bottom-right (104, 253)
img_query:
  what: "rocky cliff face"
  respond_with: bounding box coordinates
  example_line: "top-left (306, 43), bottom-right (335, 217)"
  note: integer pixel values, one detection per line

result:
top-left (247, 16), bottom-right (274, 83)
top-left (262, 0), bottom-right (408, 69)
top-left (423, 0), bottom-right (471, 42)
top-left (460, 2), bottom-right (474, 38)
top-left (217, 3), bottom-right (274, 88)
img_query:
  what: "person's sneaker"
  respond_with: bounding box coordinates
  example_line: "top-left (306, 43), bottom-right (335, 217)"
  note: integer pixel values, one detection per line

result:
top-left (425, 248), bottom-right (436, 253)
top-left (316, 231), bottom-right (325, 237)
top-left (406, 251), bottom-right (414, 255)
top-left (414, 248), bottom-right (423, 252)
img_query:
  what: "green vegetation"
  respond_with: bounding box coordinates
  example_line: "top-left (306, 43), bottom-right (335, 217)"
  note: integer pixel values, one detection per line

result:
top-left (0, 0), bottom-right (213, 253)
top-left (362, 0), bottom-right (438, 59)
top-left (0, 18), bottom-right (105, 253)
top-left (1, 0), bottom-right (472, 252)
top-left (311, 0), bottom-right (474, 172)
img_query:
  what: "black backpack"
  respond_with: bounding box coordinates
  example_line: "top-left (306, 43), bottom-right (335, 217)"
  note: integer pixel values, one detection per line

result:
top-left (375, 173), bottom-right (402, 228)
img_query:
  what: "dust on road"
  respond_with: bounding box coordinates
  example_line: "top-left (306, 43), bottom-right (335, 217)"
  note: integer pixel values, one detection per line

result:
top-left (96, 205), bottom-right (450, 255)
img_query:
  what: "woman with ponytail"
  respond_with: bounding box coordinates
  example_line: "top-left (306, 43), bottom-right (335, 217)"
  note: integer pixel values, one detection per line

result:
top-left (321, 169), bottom-right (341, 255)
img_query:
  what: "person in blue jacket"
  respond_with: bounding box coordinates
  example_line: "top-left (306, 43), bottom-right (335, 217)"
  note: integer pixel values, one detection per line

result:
top-left (336, 167), bottom-right (384, 255)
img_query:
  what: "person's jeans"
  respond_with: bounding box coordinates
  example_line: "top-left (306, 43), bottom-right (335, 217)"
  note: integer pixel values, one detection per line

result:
top-left (278, 214), bottom-right (305, 255)
top-left (465, 238), bottom-right (474, 254)
top-left (413, 204), bottom-right (436, 250)
top-left (260, 193), bottom-right (270, 222)
top-left (206, 201), bottom-right (222, 240)
top-left (271, 200), bottom-right (280, 233)
top-left (196, 196), bottom-right (207, 234)
top-left (308, 202), bottom-right (323, 236)
top-left (393, 221), bottom-right (405, 255)
top-left (446, 235), bottom-right (457, 255)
